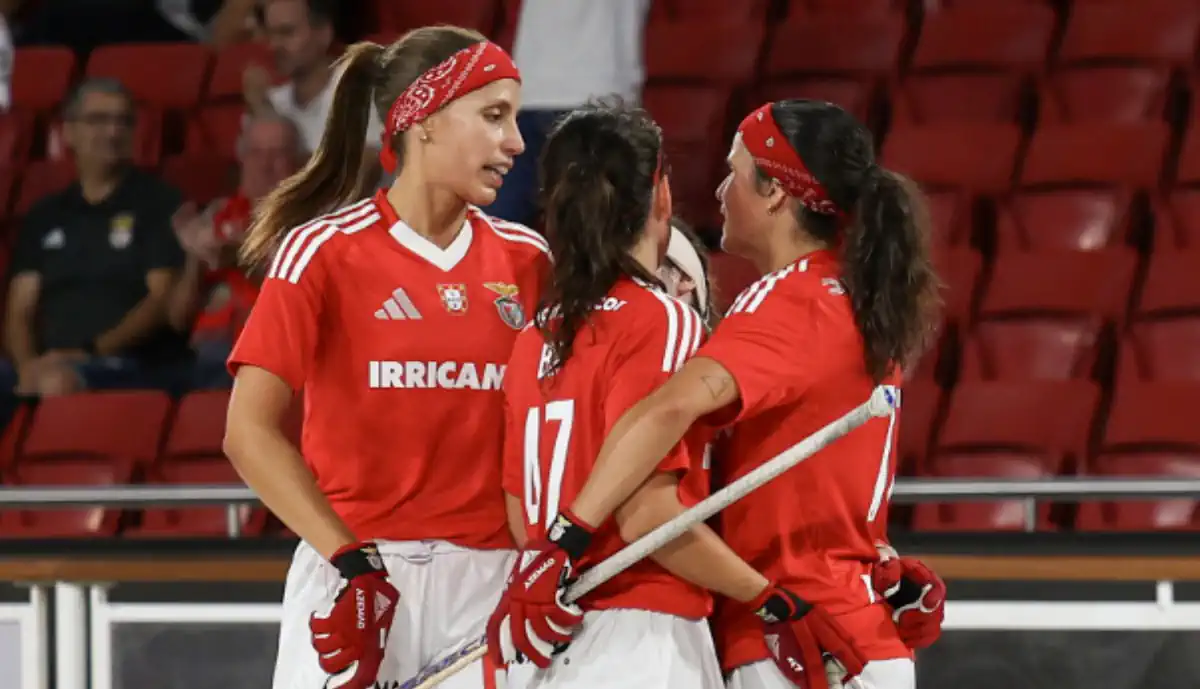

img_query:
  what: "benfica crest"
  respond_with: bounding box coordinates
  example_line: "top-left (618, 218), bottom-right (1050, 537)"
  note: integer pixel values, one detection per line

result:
top-left (483, 282), bottom-right (526, 330)
top-left (437, 283), bottom-right (469, 315)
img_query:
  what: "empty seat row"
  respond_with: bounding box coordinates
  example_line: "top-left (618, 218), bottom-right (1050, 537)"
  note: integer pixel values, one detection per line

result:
top-left (901, 379), bottom-right (1200, 531)
top-left (0, 389), bottom-right (300, 538)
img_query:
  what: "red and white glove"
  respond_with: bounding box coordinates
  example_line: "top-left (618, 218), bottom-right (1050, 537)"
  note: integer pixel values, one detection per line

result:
top-left (487, 510), bottom-right (594, 668)
top-left (310, 542), bottom-right (401, 689)
top-left (872, 543), bottom-right (946, 649)
top-left (751, 583), bottom-right (868, 689)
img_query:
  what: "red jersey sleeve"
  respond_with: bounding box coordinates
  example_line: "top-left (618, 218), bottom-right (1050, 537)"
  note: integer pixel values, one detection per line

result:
top-left (604, 295), bottom-right (706, 474)
top-left (698, 286), bottom-right (829, 426)
top-left (226, 242), bottom-right (327, 390)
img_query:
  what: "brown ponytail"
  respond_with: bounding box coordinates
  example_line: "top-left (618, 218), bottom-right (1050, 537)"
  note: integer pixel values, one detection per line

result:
top-left (241, 26), bottom-right (489, 269)
top-left (844, 167), bottom-right (941, 382)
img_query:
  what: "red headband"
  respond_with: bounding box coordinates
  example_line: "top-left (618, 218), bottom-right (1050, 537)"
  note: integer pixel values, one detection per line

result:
top-left (379, 41), bottom-right (521, 172)
top-left (737, 104), bottom-right (840, 216)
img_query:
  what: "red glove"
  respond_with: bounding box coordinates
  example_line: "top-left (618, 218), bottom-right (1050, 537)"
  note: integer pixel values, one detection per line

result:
top-left (872, 546), bottom-right (946, 649)
top-left (310, 542), bottom-right (401, 689)
top-left (751, 583), bottom-right (867, 689)
top-left (487, 510), bottom-right (594, 668)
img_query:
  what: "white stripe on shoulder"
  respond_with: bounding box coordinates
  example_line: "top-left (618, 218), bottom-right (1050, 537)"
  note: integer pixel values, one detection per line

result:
top-left (267, 200), bottom-right (379, 284)
top-left (726, 260), bottom-right (803, 316)
top-left (475, 210), bottom-right (551, 254)
top-left (640, 282), bottom-right (703, 373)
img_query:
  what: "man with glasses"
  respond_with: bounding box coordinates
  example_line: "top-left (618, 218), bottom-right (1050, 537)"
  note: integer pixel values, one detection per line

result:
top-left (2, 77), bottom-right (190, 396)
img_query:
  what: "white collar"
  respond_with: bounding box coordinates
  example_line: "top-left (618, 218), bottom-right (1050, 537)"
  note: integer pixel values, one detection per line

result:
top-left (387, 214), bottom-right (474, 272)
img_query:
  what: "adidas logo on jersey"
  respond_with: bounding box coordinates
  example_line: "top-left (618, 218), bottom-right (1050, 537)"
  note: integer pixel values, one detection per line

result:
top-left (375, 288), bottom-right (422, 320)
top-left (368, 360), bottom-right (506, 390)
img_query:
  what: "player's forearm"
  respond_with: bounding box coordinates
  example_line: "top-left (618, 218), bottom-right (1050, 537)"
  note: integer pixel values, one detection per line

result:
top-left (651, 523), bottom-right (768, 603)
top-left (166, 258), bottom-right (206, 332)
top-left (5, 315), bottom-right (37, 366)
top-left (95, 292), bottom-right (171, 355)
top-left (616, 475), bottom-right (768, 603)
top-left (570, 396), bottom-right (695, 528)
top-left (224, 421), bottom-right (356, 558)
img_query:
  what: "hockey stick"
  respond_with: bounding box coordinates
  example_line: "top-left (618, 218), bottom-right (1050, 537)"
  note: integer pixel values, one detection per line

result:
top-left (399, 385), bottom-right (899, 689)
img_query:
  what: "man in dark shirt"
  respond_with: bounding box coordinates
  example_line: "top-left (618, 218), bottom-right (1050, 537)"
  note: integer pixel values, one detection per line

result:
top-left (2, 77), bottom-right (188, 396)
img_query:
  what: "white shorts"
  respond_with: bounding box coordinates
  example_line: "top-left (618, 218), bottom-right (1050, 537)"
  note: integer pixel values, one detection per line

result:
top-left (273, 539), bottom-right (515, 689)
top-left (726, 658), bottom-right (915, 689)
top-left (508, 609), bottom-right (724, 689)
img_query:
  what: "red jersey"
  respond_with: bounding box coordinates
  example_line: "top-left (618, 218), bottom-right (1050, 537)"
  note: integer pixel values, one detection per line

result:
top-left (501, 278), bottom-right (712, 618)
top-left (229, 190), bottom-right (550, 547)
top-left (698, 250), bottom-right (909, 671)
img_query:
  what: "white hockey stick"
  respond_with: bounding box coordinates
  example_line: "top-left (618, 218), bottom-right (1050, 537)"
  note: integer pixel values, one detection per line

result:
top-left (398, 385), bottom-right (899, 689)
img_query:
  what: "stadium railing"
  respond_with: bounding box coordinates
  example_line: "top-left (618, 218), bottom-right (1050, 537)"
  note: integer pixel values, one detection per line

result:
top-left (2, 478), bottom-right (1199, 689)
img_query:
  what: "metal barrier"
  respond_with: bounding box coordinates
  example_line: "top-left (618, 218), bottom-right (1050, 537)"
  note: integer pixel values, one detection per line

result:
top-left (3, 478), bottom-right (1200, 536)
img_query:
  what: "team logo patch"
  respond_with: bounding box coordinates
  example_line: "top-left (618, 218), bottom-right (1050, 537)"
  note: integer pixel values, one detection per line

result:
top-left (109, 212), bottom-right (135, 250)
top-left (437, 283), bottom-right (469, 315)
top-left (483, 282), bottom-right (526, 330)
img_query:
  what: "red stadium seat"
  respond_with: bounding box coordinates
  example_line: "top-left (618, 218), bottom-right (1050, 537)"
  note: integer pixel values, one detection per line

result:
top-left (644, 21), bottom-right (763, 87)
top-left (161, 154), bottom-right (238, 206)
top-left (207, 42), bottom-right (277, 101)
top-left (926, 190), bottom-right (972, 248)
top-left (19, 391), bottom-right (172, 468)
top-left (1058, 0), bottom-right (1200, 67)
top-left (962, 249), bottom-right (1136, 380)
top-left (131, 459), bottom-right (265, 537)
top-left (0, 111), bottom-right (35, 167)
top-left (709, 251), bottom-right (759, 315)
top-left (186, 103), bottom-right (245, 156)
top-left (896, 5), bottom-right (1054, 124)
top-left (898, 379), bottom-right (941, 475)
top-left (759, 14), bottom-right (905, 123)
top-left (1119, 251), bottom-right (1200, 382)
top-left (1020, 122), bottom-right (1168, 189)
top-left (913, 455), bottom-right (1057, 531)
top-left (1158, 128), bottom-right (1200, 249)
top-left (993, 190), bottom-right (1135, 253)
top-left (376, 0), bottom-right (498, 34)
top-left (1, 459), bottom-right (133, 537)
top-left (802, 0), bottom-right (902, 15)
top-left (642, 87), bottom-right (729, 227)
top-left (1078, 380), bottom-right (1200, 530)
top-left (913, 380), bottom-right (1099, 531)
top-left (882, 124), bottom-right (1021, 193)
top-left (653, 0), bottom-right (771, 22)
top-left (1039, 68), bottom-right (1172, 123)
top-left (11, 47), bottom-right (77, 112)
top-left (13, 160), bottom-right (76, 217)
top-left (933, 246), bottom-right (981, 326)
top-left (86, 43), bottom-right (212, 110)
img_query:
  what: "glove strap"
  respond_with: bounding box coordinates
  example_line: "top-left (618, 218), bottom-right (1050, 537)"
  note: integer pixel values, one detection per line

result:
top-left (330, 541), bottom-right (387, 579)
top-left (750, 583), bottom-right (813, 624)
top-left (547, 509), bottom-right (594, 561)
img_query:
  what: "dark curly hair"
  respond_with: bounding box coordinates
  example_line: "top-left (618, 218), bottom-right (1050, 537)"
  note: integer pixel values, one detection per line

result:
top-left (535, 100), bottom-right (666, 376)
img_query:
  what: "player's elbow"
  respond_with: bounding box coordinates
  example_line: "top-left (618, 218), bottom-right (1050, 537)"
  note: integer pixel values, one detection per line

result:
top-left (640, 384), bottom-right (704, 438)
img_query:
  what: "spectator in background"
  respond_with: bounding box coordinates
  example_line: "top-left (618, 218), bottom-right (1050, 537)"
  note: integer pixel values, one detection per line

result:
top-left (2, 78), bottom-right (189, 396)
top-left (168, 113), bottom-right (303, 389)
top-left (244, 0), bottom-right (384, 157)
top-left (483, 0), bottom-right (651, 226)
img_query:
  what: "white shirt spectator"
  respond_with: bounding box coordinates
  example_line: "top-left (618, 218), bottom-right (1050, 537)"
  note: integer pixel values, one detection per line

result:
top-left (267, 64), bottom-right (384, 155)
top-left (513, 0), bottom-right (650, 109)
